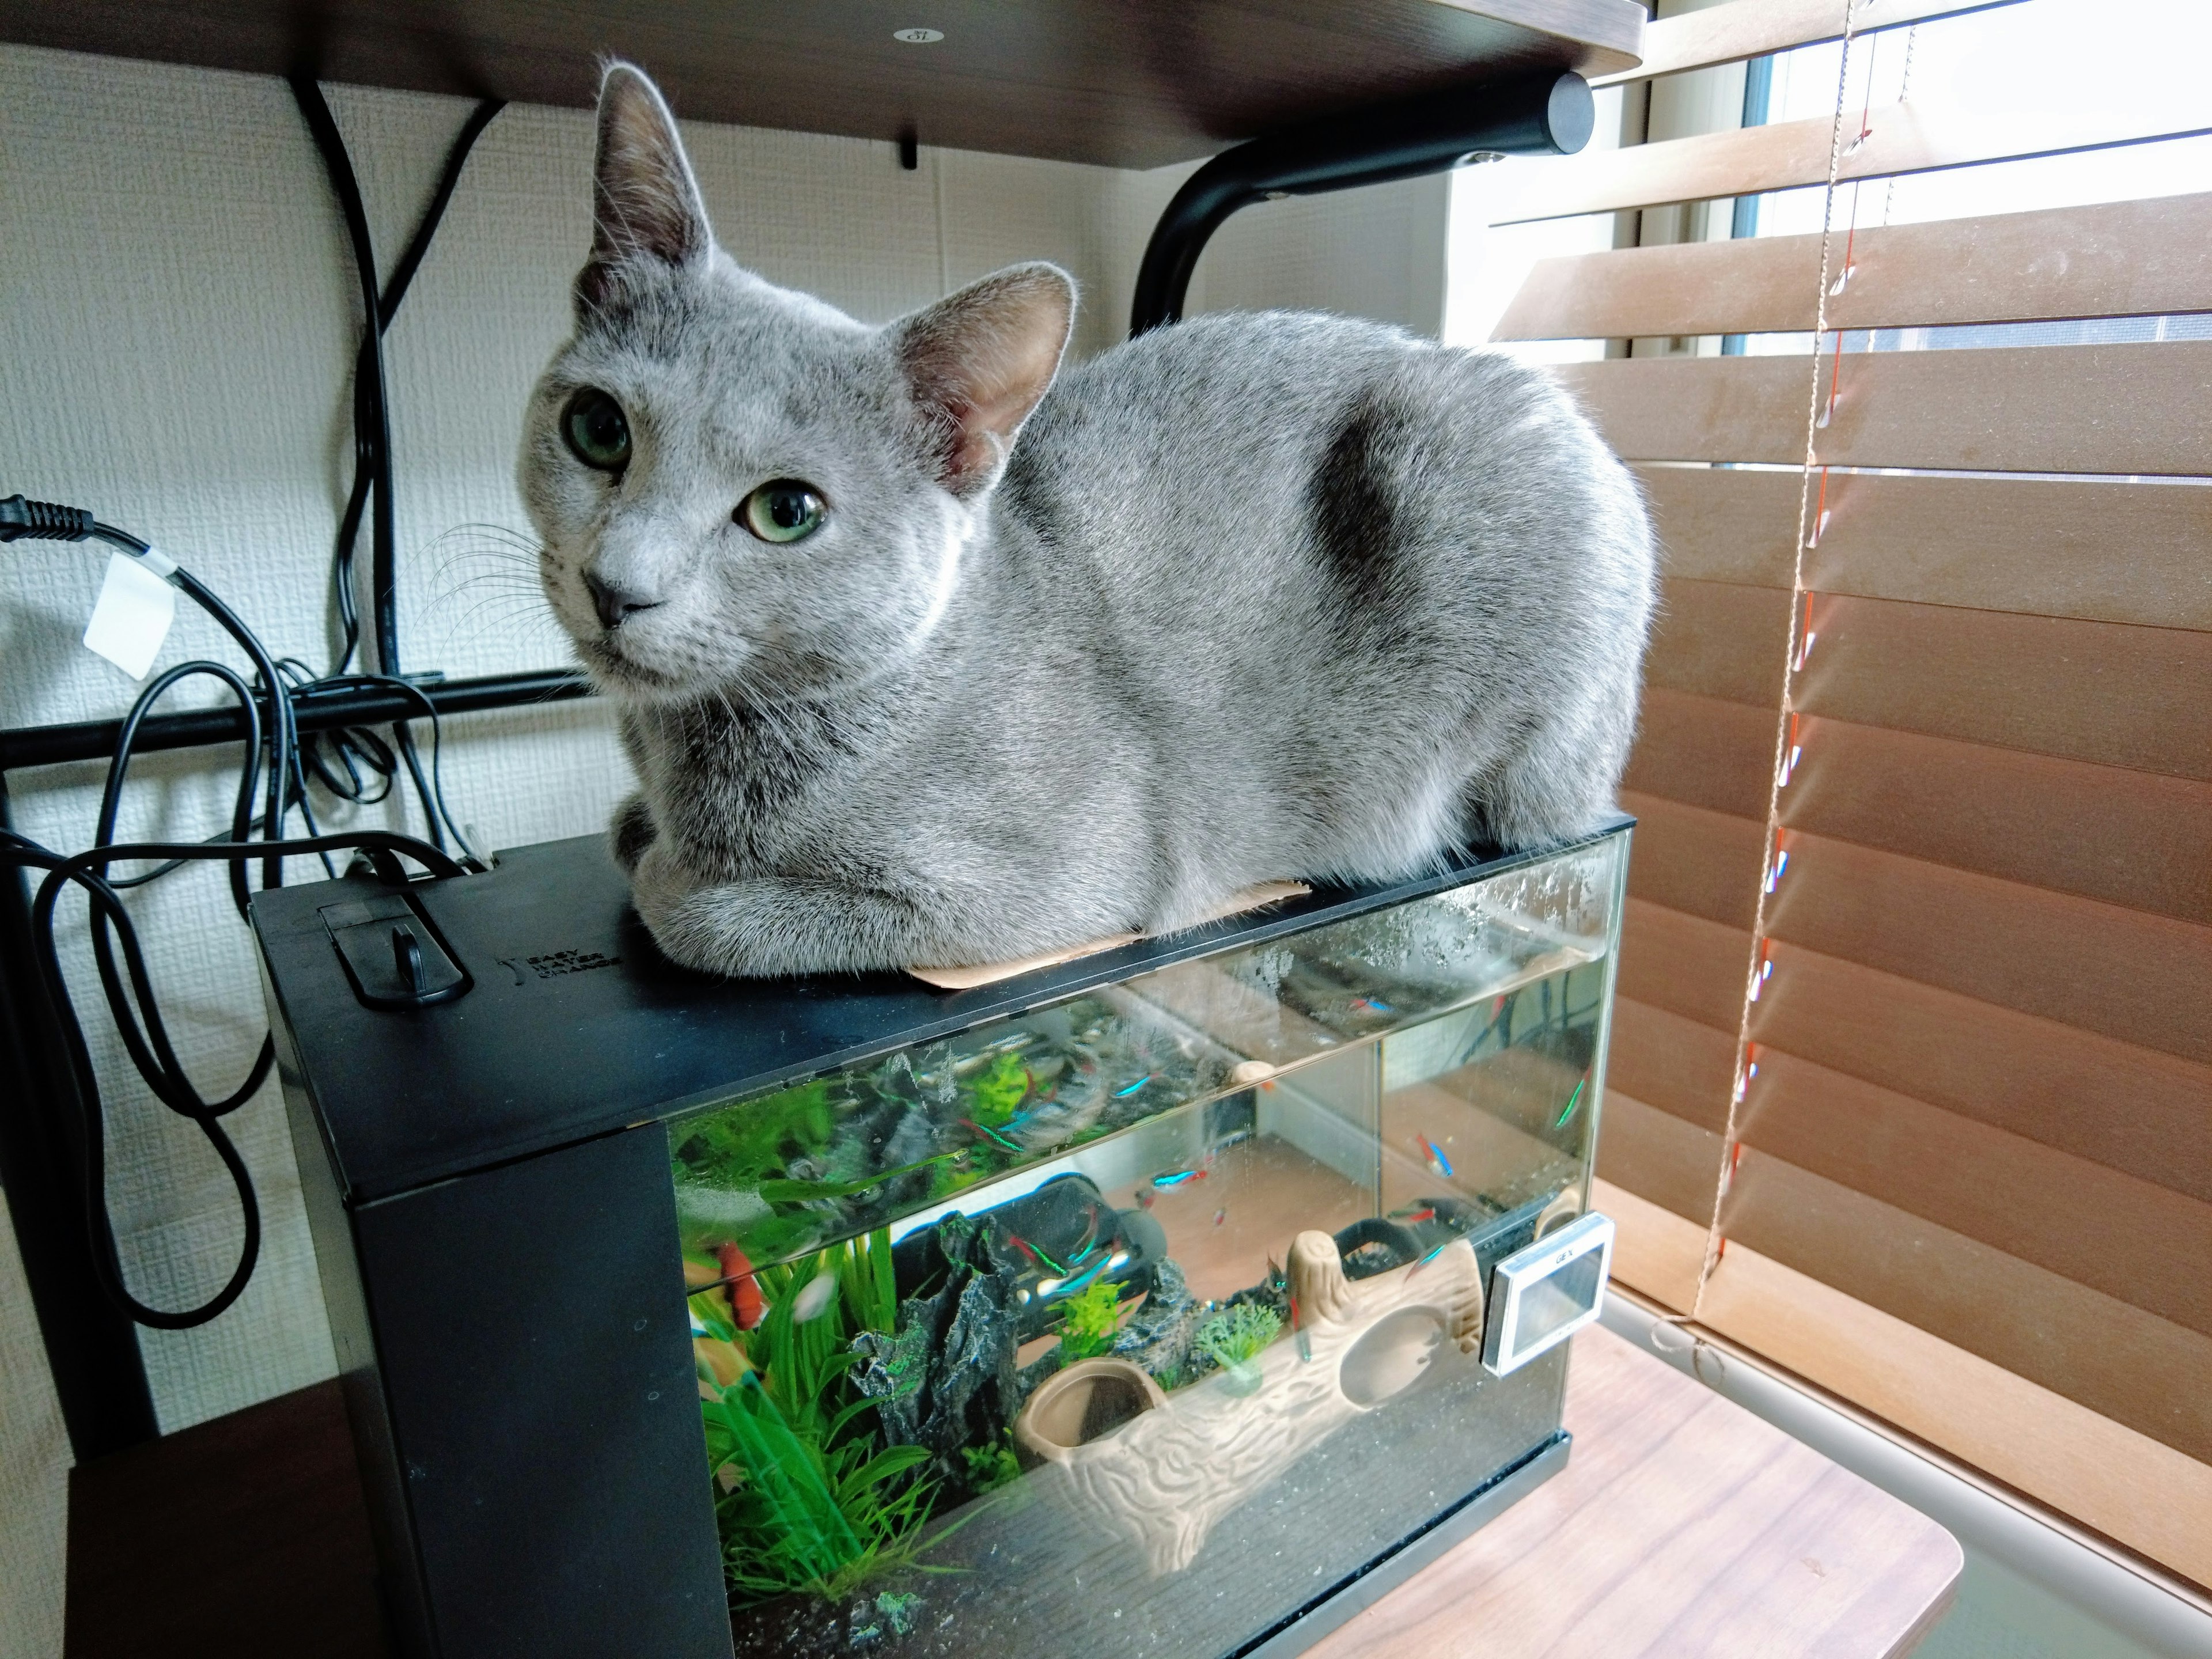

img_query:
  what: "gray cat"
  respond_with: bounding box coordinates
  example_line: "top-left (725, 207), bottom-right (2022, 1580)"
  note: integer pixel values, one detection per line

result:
top-left (519, 66), bottom-right (1654, 977)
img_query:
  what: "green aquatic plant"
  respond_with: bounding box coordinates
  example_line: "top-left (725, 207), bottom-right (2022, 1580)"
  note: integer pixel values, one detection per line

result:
top-left (700, 1229), bottom-right (943, 1604)
top-left (926, 1153), bottom-right (983, 1203)
top-left (672, 1074), bottom-right (968, 1262)
top-left (966, 1051), bottom-right (1031, 1126)
top-left (961, 1433), bottom-right (1022, 1494)
top-left (1054, 1277), bottom-right (1126, 1361)
top-left (672, 1080), bottom-right (846, 1260)
top-left (1196, 1303), bottom-right (1281, 1371)
top-left (673, 1078), bottom-right (838, 1189)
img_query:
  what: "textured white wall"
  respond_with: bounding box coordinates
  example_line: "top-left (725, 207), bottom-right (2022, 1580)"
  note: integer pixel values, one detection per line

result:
top-left (0, 40), bottom-right (1442, 1653)
top-left (1198, 173), bottom-right (1450, 330)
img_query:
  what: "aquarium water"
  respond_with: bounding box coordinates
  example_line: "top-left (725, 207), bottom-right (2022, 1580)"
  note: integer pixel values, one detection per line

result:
top-left (666, 839), bottom-right (1625, 1656)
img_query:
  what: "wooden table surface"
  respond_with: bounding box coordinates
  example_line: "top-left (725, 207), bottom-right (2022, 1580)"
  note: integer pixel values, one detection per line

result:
top-left (1309, 1324), bottom-right (1961, 1659)
top-left (65, 1322), bottom-right (1959, 1659)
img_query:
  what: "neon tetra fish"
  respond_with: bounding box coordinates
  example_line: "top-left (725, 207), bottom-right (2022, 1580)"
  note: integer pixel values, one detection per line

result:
top-left (1414, 1134), bottom-right (1454, 1179)
top-left (1009, 1234), bottom-right (1067, 1275)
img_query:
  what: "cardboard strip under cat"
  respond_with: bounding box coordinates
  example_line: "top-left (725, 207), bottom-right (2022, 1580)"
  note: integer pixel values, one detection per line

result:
top-left (907, 881), bottom-right (1311, 991)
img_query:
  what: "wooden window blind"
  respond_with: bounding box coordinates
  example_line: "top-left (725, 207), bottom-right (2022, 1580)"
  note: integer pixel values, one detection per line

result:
top-left (1487, 0), bottom-right (2212, 1591)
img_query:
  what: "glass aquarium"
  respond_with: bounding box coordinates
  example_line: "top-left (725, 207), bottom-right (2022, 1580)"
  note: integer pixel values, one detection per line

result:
top-left (667, 835), bottom-right (1626, 1656)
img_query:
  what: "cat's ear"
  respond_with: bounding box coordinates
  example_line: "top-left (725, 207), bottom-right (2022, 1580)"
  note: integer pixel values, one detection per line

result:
top-left (892, 263), bottom-right (1076, 496)
top-left (579, 63), bottom-right (713, 310)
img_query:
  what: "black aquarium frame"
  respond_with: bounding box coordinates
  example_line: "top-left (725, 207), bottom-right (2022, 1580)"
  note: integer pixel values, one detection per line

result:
top-left (0, 64), bottom-right (1598, 1467)
top-left (252, 822), bottom-right (1623, 1658)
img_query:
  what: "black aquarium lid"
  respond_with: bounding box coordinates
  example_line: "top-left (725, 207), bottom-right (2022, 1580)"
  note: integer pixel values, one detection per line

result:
top-left (252, 819), bottom-right (1630, 1205)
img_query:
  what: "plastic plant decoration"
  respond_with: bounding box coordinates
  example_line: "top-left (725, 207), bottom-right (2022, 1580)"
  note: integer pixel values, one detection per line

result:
top-left (1054, 1277), bottom-right (1126, 1361)
top-left (961, 1434), bottom-right (1023, 1495)
top-left (693, 1229), bottom-right (940, 1603)
top-left (1196, 1304), bottom-right (1282, 1395)
top-left (675, 1047), bottom-right (1054, 1264)
top-left (672, 1080), bottom-right (843, 1263)
top-left (966, 1051), bottom-right (1030, 1127)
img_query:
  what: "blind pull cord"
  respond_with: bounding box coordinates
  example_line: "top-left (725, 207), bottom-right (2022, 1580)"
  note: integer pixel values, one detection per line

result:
top-left (1681, 0), bottom-right (1874, 1328)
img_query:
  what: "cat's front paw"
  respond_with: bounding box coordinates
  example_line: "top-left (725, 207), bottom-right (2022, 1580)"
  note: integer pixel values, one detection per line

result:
top-left (627, 848), bottom-right (841, 975)
top-left (609, 793), bottom-right (658, 874)
top-left (628, 847), bottom-right (931, 976)
top-left (629, 844), bottom-right (751, 972)
top-left (637, 891), bottom-right (770, 976)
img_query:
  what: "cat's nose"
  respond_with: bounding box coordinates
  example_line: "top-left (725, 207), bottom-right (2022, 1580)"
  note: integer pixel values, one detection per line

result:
top-left (584, 571), bottom-right (661, 631)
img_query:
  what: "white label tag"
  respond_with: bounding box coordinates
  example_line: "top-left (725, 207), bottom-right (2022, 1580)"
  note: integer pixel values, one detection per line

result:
top-left (82, 551), bottom-right (176, 680)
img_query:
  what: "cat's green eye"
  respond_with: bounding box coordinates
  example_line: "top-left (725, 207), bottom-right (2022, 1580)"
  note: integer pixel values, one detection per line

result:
top-left (739, 480), bottom-right (828, 544)
top-left (561, 388), bottom-right (631, 472)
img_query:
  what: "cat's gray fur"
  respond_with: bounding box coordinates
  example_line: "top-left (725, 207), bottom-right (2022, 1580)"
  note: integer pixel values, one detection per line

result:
top-left (518, 66), bottom-right (1654, 976)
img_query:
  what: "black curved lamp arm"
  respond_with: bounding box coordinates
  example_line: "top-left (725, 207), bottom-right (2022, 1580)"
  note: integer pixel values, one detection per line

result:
top-left (1129, 69), bottom-right (1596, 338)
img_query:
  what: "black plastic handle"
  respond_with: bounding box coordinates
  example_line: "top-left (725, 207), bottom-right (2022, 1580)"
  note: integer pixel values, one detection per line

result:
top-left (1129, 69), bottom-right (1595, 338)
top-left (393, 925), bottom-right (426, 996)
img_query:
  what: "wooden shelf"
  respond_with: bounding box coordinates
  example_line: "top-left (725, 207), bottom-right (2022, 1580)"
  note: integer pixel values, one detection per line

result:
top-left (0, 0), bottom-right (1643, 168)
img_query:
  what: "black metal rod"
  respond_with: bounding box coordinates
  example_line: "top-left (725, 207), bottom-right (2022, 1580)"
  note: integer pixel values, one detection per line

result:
top-left (0, 669), bottom-right (594, 775)
top-left (1129, 69), bottom-right (1596, 338)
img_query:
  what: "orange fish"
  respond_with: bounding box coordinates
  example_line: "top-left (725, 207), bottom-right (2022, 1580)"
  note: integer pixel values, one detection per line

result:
top-left (714, 1243), bottom-right (766, 1330)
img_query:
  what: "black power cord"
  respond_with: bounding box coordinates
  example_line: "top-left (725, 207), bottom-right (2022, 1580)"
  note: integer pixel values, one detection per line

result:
top-left (311, 89), bottom-right (505, 678)
top-left (9, 828), bottom-right (465, 1328)
top-left (286, 77), bottom-right (400, 679)
top-left (2, 498), bottom-right (475, 1327)
top-left (289, 81), bottom-right (505, 854)
top-left (91, 519), bottom-right (302, 892)
top-left (0, 94), bottom-right (503, 1334)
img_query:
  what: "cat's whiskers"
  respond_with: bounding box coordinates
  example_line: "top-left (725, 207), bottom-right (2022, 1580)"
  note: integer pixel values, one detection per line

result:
top-left (440, 592), bottom-right (552, 637)
top-left (412, 522), bottom-right (567, 658)
top-left (420, 522), bottom-right (555, 589)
